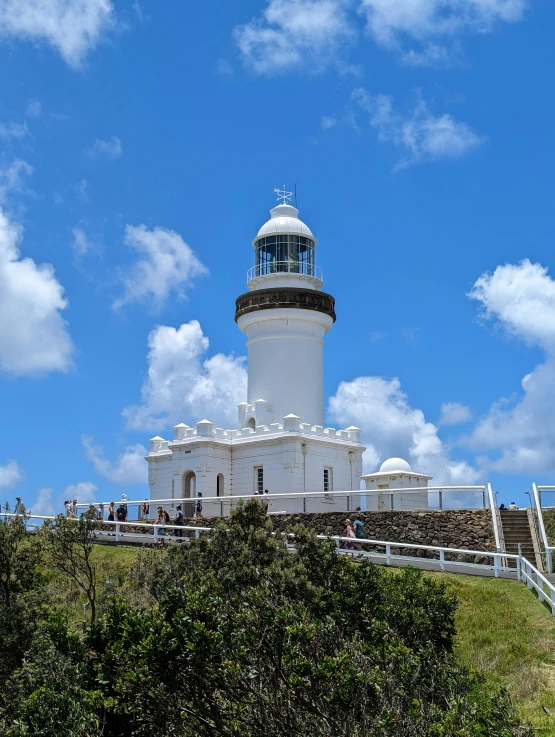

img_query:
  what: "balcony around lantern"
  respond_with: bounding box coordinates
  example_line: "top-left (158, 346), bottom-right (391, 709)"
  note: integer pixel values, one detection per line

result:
top-left (246, 261), bottom-right (324, 291)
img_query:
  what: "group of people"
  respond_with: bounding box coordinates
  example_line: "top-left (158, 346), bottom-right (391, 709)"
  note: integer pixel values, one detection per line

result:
top-left (341, 516), bottom-right (366, 553)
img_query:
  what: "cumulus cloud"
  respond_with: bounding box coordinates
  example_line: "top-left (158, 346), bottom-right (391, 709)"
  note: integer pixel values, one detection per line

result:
top-left (439, 402), bottom-right (471, 425)
top-left (359, 0), bottom-right (526, 64)
top-left (234, 0), bottom-right (354, 74)
top-left (0, 0), bottom-right (115, 68)
top-left (87, 135), bottom-right (122, 158)
top-left (467, 259), bottom-right (555, 474)
top-left (122, 320), bottom-right (248, 432)
top-left (353, 88), bottom-right (484, 168)
top-left (64, 480), bottom-right (98, 503)
top-left (113, 224), bottom-right (207, 311)
top-left (0, 460), bottom-right (23, 488)
top-left (329, 375), bottom-right (479, 485)
top-left (82, 436), bottom-right (147, 485)
top-left (0, 205), bottom-right (74, 375)
top-left (30, 487), bottom-right (55, 517)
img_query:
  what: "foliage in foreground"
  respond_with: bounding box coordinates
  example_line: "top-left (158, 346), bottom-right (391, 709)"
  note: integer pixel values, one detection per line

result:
top-left (0, 503), bottom-right (532, 736)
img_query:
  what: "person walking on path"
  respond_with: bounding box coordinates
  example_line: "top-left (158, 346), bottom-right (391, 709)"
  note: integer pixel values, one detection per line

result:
top-left (353, 516), bottom-right (366, 555)
top-left (342, 519), bottom-right (356, 551)
top-left (173, 505), bottom-right (184, 539)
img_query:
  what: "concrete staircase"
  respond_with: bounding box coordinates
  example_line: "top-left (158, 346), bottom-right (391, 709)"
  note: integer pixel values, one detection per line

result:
top-left (500, 510), bottom-right (539, 569)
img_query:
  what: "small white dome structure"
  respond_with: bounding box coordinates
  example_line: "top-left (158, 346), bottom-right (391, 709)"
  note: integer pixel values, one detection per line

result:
top-left (255, 204), bottom-right (315, 240)
top-left (379, 457), bottom-right (412, 473)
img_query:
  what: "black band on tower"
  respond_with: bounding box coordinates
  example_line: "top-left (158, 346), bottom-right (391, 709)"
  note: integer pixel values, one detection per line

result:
top-left (235, 287), bottom-right (336, 323)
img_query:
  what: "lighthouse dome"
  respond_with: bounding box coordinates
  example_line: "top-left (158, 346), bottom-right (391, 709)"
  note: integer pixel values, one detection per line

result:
top-left (255, 204), bottom-right (315, 241)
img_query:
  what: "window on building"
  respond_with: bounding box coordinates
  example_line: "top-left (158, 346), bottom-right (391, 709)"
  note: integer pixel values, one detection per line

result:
top-left (322, 467), bottom-right (334, 502)
top-left (255, 466), bottom-right (264, 493)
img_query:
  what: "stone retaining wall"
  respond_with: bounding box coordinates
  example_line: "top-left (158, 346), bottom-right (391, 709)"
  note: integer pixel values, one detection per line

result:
top-left (110, 509), bottom-right (494, 563)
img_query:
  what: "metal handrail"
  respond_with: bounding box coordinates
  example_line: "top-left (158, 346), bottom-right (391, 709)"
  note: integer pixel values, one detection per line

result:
top-left (533, 483), bottom-right (553, 573)
top-left (487, 483), bottom-right (505, 563)
top-left (73, 485), bottom-right (491, 511)
top-left (247, 262), bottom-right (323, 282)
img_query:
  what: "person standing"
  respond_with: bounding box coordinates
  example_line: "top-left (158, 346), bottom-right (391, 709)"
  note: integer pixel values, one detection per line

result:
top-left (64, 499), bottom-right (72, 518)
top-left (195, 493), bottom-right (203, 519)
top-left (353, 516), bottom-right (365, 554)
top-left (173, 505), bottom-right (184, 539)
top-left (263, 489), bottom-right (270, 513)
top-left (14, 496), bottom-right (23, 515)
top-left (71, 499), bottom-right (78, 518)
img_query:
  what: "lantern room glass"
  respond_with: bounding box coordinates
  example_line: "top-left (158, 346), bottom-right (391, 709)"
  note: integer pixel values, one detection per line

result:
top-left (255, 235), bottom-right (315, 277)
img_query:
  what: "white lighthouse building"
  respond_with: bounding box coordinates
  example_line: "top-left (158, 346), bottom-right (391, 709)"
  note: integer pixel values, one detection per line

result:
top-left (146, 191), bottom-right (367, 514)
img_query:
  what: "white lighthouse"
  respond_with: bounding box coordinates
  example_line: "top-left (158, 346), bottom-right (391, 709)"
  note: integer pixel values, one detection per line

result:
top-left (146, 189), bottom-right (366, 514)
top-left (236, 192), bottom-right (335, 429)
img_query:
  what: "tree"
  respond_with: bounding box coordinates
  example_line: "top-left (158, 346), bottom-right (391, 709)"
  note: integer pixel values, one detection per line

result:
top-left (42, 515), bottom-right (98, 625)
top-left (0, 516), bottom-right (45, 693)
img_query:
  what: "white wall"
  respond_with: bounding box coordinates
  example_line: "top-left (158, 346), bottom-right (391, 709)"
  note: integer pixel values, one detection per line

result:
top-left (237, 308), bottom-right (333, 428)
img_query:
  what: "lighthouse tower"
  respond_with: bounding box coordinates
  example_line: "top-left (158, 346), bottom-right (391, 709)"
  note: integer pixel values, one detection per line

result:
top-left (235, 190), bottom-right (336, 429)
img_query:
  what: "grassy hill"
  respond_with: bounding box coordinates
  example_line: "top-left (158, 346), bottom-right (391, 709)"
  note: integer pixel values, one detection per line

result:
top-left (57, 546), bottom-right (555, 736)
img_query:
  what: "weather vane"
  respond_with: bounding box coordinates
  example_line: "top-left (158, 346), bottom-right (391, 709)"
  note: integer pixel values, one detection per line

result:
top-left (274, 185), bottom-right (293, 205)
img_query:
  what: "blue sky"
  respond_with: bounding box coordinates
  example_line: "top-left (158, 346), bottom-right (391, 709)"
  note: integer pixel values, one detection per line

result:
top-left (0, 0), bottom-right (554, 513)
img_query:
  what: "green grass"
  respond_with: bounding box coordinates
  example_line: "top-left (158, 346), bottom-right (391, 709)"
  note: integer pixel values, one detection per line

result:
top-left (430, 572), bottom-right (555, 736)
top-left (52, 546), bottom-right (555, 735)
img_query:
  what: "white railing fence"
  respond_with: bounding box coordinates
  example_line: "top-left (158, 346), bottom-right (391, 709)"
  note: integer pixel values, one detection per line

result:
top-left (69, 485), bottom-right (495, 521)
top-left (530, 483), bottom-right (555, 573)
top-left (5, 513), bottom-right (554, 614)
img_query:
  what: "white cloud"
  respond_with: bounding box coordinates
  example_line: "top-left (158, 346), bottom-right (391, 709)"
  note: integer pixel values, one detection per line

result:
top-left (30, 487), bottom-right (55, 517)
top-left (467, 260), bottom-right (555, 474)
top-left (234, 0), bottom-right (354, 74)
top-left (0, 121), bottom-right (28, 140)
top-left (0, 0), bottom-right (115, 68)
top-left (72, 226), bottom-right (101, 259)
top-left (0, 205), bottom-right (74, 375)
top-left (0, 460), bottom-right (23, 488)
top-left (329, 375), bottom-right (479, 484)
top-left (82, 436), bottom-right (147, 485)
top-left (87, 135), bottom-right (122, 159)
top-left (122, 320), bottom-right (248, 431)
top-left (113, 224), bottom-right (207, 311)
top-left (64, 480), bottom-right (98, 503)
top-left (353, 88), bottom-right (484, 168)
top-left (469, 259), bottom-right (555, 352)
top-left (359, 0), bottom-right (526, 64)
top-left (26, 99), bottom-right (42, 117)
top-left (439, 402), bottom-right (471, 425)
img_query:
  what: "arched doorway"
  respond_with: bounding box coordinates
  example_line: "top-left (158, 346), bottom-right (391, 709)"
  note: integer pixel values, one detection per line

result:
top-left (247, 417), bottom-right (256, 430)
top-left (217, 473), bottom-right (224, 497)
top-left (183, 471), bottom-right (196, 517)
